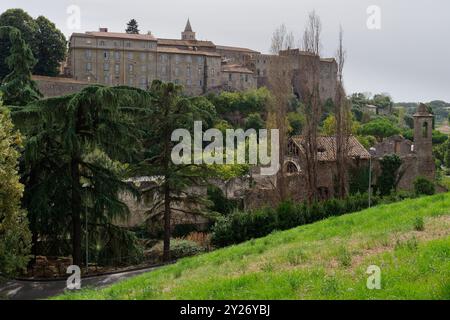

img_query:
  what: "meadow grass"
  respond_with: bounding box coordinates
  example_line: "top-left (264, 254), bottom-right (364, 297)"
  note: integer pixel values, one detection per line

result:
top-left (56, 193), bottom-right (450, 300)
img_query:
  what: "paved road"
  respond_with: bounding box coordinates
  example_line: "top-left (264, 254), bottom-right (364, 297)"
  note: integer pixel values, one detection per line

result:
top-left (0, 266), bottom-right (158, 300)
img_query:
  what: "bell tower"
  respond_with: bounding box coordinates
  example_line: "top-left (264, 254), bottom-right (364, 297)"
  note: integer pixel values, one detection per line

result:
top-left (413, 103), bottom-right (435, 180)
top-left (181, 18), bottom-right (196, 41)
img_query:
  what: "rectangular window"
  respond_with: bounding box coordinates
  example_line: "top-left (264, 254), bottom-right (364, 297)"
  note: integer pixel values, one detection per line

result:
top-left (186, 65), bottom-right (191, 78)
top-left (126, 42), bottom-right (132, 48)
top-left (186, 55), bottom-right (192, 63)
top-left (114, 51), bottom-right (120, 60)
top-left (115, 64), bottom-right (120, 74)
top-left (141, 65), bottom-right (147, 73)
top-left (86, 62), bottom-right (92, 71)
top-left (128, 64), bottom-right (134, 73)
top-left (197, 56), bottom-right (203, 65)
top-left (186, 79), bottom-right (191, 86)
top-left (103, 63), bottom-right (109, 71)
top-left (175, 55), bottom-right (181, 64)
top-left (104, 51), bottom-right (110, 60)
top-left (85, 49), bottom-right (92, 59)
top-left (229, 73), bottom-right (232, 81)
top-left (140, 53), bottom-right (146, 61)
top-left (127, 52), bottom-right (133, 60)
top-left (175, 67), bottom-right (180, 77)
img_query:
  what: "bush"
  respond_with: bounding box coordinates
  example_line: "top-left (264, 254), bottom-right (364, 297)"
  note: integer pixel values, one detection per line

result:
top-left (414, 217), bottom-right (425, 231)
top-left (211, 193), bottom-right (384, 248)
top-left (414, 177), bottom-right (435, 196)
top-left (150, 239), bottom-right (206, 261)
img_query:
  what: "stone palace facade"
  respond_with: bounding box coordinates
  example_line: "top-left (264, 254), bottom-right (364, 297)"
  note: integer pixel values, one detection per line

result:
top-left (58, 19), bottom-right (338, 99)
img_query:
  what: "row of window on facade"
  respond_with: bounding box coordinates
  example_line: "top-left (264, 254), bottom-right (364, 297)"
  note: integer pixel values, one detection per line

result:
top-left (85, 49), bottom-right (209, 65)
top-left (86, 62), bottom-right (219, 78)
top-left (228, 73), bottom-right (250, 82)
top-left (84, 38), bottom-right (156, 50)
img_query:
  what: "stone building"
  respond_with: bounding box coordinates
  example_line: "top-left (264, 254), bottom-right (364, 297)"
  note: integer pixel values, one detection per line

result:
top-left (255, 49), bottom-right (338, 103)
top-left (58, 19), bottom-right (338, 99)
top-left (371, 103), bottom-right (435, 191)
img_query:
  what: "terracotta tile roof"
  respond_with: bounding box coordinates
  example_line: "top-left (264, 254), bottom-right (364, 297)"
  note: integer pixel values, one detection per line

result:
top-left (216, 45), bottom-right (260, 54)
top-left (83, 31), bottom-right (157, 41)
top-left (157, 47), bottom-right (221, 57)
top-left (157, 38), bottom-right (215, 48)
top-left (221, 64), bottom-right (254, 74)
top-left (291, 136), bottom-right (370, 161)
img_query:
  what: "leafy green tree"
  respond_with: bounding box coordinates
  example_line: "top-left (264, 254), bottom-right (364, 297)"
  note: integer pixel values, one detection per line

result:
top-left (358, 118), bottom-right (400, 141)
top-left (372, 94), bottom-right (393, 114)
top-left (0, 9), bottom-right (66, 78)
top-left (34, 16), bottom-right (67, 76)
top-left (0, 98), bottom-right (31, 276)
top-left (377, 154), bottom-right (402, 196)
top-left (0, 9), bottom-right (38, 80)
top-left (245, 113), bottom-right (264, 131)
top-left (17, 86), bottom-right (143, 266)
top-left (126, 19), bottom-right (140, 34)
top-left (287, 112), bottom-right (304, 136)
top-left (0, 26), bottom-right (41, 106)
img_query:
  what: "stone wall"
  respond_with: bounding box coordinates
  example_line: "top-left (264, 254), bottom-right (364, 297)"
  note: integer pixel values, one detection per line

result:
top-left (32, 75), bottom-right (91, 98)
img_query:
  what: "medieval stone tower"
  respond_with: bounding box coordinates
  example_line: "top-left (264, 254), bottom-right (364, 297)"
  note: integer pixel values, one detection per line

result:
top-left (181, 19), bottom-right (196, 40)
top-left (413, 103), bottom-right (435, 180)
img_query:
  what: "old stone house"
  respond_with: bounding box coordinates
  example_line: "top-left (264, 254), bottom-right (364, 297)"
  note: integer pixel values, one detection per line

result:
top-left (371, 103), bottom-right (435, 191)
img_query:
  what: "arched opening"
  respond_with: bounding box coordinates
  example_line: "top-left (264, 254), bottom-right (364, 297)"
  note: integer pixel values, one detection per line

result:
top-left (285, 161), bottom-right (300, 174)
top-left (422, 122), bottom-right (428, 138)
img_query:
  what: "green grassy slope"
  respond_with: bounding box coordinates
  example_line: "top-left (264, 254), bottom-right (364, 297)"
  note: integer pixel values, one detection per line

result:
top-left (58, 194), bottom-right (450, 300)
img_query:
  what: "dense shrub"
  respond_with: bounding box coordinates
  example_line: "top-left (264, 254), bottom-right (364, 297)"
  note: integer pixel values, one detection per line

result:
top-left (150, 239), bottom-right (206, 261)
top-left (414, 177), bottom-right (435, 196)
top-left (211, 193), bottom-right (383, 247)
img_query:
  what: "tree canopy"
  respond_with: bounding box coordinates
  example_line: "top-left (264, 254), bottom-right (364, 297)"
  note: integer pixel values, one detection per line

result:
top-left (0, 8), bottom-right (66, 79)
top-left (126, 19), bottom-right (140, 34)
top-left (0, 98), bottom-right (31, 276)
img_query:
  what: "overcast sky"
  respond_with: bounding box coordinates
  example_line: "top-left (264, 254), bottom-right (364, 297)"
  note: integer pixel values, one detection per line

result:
top-left (1, 0), bottom-right (449, 102)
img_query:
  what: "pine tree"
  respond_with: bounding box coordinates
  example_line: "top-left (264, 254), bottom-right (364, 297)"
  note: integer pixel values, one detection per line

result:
top-left (136, 81), bottom-right (215, 261)
top-left (0, 26), bottom-right (41, 106)
top-left (125, 19), bottom-right (140, 34)
top-left (16, 86), bottom-right (144, 266)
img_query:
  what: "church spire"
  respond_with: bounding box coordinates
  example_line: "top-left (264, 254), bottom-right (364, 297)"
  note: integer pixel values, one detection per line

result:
top-left (181, 18), bottom-right (196, 40)
top-left (184, 18), bottom-right (193, 32)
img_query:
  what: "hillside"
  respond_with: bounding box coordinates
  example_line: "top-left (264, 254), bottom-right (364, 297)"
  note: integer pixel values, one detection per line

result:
top-left (57, 194), bottom-right (450, 300)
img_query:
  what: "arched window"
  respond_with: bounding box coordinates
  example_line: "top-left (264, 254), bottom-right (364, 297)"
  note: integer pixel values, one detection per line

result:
top-left (422, 122), bottom-right (428, 138)
top-left (285, 161), bottom-right (299, 174)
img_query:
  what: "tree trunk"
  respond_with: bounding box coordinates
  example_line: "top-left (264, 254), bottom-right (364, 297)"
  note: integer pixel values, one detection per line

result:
top-left (71, 158), bottom-right (82, 267)
top-left (163, 181), bottom-right (171, 262)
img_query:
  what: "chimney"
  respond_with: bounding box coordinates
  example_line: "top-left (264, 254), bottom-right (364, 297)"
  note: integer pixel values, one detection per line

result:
top-left (99, 27), bottom-right (108, 32)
